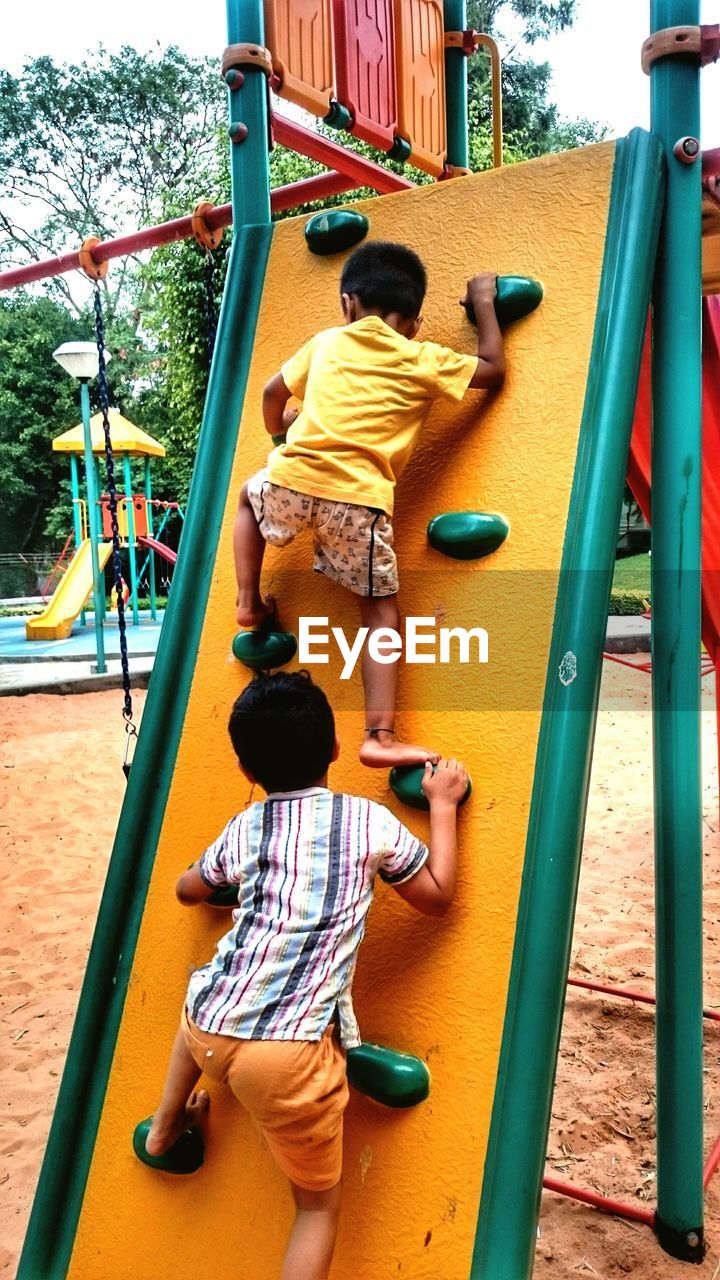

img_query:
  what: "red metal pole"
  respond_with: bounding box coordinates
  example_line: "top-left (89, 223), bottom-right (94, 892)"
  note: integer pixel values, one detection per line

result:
top-left (270, 113), bottom-right (415, 195)
top-left (702, 147), bottom-right (720, 177)
top-left (567, 975), bottom-right (720, 1023)
top-left (0, 171), bottom-right (363, 293)
top-left (542, 1176), bottom-right (656, 1227)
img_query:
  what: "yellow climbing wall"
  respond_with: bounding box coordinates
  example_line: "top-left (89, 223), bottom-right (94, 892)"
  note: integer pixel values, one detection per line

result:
top-left (69, 141), bottom-right (615, 1279)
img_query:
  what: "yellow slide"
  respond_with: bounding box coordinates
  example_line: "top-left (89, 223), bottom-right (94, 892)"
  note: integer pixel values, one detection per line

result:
top-left (25, 539), bottom-right (112, 642)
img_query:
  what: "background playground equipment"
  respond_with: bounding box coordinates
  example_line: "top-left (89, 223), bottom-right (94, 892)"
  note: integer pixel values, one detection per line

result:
top-left (4, 2), bottom-right (716, 1278)
top-left (25, 411), bottom-right (183, 644)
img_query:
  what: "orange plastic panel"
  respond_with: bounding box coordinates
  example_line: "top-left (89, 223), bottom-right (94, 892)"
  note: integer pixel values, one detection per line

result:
top-left (264, 0), bottom-right (334, 118)
top-left (332, 0), bottom-right (397, 151)
top-left (394, 0), bottom-right (447, 176)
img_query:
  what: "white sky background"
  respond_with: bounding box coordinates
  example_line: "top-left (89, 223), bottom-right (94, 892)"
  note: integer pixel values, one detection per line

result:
top-left (1, 0), bottom-right (718, 145)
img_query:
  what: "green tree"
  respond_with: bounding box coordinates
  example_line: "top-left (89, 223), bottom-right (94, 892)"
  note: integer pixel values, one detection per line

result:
top-left (468, 1), bottom-right (605, 156)
top-left (0, 295), bottom-right (88, 552)
top-left (0, 47), bottom-right (225, 318)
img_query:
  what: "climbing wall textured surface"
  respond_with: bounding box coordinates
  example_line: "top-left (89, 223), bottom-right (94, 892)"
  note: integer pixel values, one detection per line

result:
top-left (69, 142), bottom-right (615, 1279)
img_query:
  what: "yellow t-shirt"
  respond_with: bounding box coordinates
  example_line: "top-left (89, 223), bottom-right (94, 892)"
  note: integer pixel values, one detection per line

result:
top-left (267, 316), bottom-right (477, 516)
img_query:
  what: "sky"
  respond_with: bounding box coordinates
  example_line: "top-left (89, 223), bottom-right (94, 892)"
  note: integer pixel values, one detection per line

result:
top-left (1, 0), bottom-right (718, 145)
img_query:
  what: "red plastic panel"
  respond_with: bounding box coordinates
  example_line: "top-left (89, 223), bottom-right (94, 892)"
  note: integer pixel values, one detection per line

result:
top-left (394, 0), bottom-right (446, 176)
top-left (332, 0), bottom-right (398, 151)
top-left (627, 296), bottom-right (720, 661)
top-left (264, 0), bottom-right (334, 118)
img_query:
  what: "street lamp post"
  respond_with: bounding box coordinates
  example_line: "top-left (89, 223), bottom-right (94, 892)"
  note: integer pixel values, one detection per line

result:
top-left (52, 342), bottom-right (112, 674)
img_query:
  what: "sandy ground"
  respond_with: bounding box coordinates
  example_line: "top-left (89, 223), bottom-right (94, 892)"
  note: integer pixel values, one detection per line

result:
top-left (1, 665), bottom-right (719, 1279)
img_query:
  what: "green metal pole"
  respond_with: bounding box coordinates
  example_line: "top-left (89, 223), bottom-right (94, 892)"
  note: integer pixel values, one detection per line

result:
top-left (123, 453), bottom-right (140, 626)
top-left (469, 130), bottom-right (664, 1280)
top-left (145, 457), bottom-right (157, 621)
top-left (69, 454), bottom-right (87, 626)
top-left (78, 381), bottom-right (106, 672)
top-left (649, 0), bottom-right (704, 1261)
top-left (225, 0), bottom-right (271, 230)
top-left (443, 0), bottom-right (468, 169)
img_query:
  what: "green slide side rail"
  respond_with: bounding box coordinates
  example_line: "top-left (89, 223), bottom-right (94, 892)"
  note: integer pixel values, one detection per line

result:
top-left (470, 128), bottom-right (665, 1280)
top-left (17, 222), bottom-right (273, 1280)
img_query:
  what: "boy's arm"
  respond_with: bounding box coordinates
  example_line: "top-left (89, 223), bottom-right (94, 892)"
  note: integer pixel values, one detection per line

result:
top-left (391, 758), bottom-right (468, 917)
top-left (262, 372), bottom-right (295, 437)
top-left (461, 273), bottom-right (506, 389)
top-left (176, 862), bottom-right (215, 905)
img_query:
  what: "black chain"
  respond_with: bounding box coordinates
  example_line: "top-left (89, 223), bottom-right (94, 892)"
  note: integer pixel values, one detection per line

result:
top-left (203, 250), bottom-right (217, 369)
top-left (92, 284), bottom-right (136, 773)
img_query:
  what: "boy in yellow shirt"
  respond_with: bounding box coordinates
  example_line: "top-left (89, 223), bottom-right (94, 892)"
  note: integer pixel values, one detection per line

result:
top-left (234, 241), bottom-right (505, 767)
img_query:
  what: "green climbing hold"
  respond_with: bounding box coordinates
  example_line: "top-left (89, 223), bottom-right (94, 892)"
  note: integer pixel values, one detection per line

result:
top-left (231, 630), bottom-right (297, 672)
top-left (346, 1042), bottom-right (430, 1108)
top-left (305, 210), bottom-right (369, 257)
top-left (207, 884), bottom-right (239, 908)
top-left (389, 763), bottom-right (472, 812)
top-left (132, 1118), bottom-right (204, 1174)
top-left (464, 275), bottom-right (543, 327)
top-left (427, 511), bottom-right (509, 561)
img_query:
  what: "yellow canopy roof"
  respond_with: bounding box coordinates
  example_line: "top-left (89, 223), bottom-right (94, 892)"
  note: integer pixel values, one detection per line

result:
top-left (52, 410), bottom-right (166, 458)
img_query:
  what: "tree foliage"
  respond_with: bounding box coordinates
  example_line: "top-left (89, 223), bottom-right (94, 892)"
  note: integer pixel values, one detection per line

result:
top-left (0, 295), bottom-right (88, 550)
top-left (0, 47), bottom-right (225, 316)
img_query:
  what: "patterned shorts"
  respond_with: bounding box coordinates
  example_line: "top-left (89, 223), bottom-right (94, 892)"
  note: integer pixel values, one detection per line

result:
top-left (246, 468), bottom-right (398, 598)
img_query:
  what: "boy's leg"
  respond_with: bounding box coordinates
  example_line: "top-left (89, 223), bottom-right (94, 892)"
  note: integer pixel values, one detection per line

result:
top-left (145, 1024), bottom-right (209, 1156)
top-left (281, 1179), bottom-right (342, 1280)
top-left (234, 481), bottom-right (275, 628)
top-left (357, 593), bottom-right (438, 768)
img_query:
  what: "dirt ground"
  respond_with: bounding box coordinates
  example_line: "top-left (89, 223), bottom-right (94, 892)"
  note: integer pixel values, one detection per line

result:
top-left (1, 663), bottom-right (719, 1279)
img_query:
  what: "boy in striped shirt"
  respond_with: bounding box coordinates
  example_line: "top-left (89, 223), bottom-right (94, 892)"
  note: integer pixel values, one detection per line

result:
top-left (136, 671), bottom-right (468, 1280)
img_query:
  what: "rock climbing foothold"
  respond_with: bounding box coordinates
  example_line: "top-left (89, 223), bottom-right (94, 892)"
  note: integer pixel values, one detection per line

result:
top-left (346, 1042), bottom-right (430, 1108)
top-left (207, 884), bottom-right (240, 908)
top-left (427, 511), bottom-right (509, 561)
top-left (304, 210), bottom-right (370, 257)
top-left (464, 275), bottom-right (544, 327)
top-left (389, 763), bottom-right (472, 812)
top-left (231, 630), bottom-right (297, 672)
top-left (132, 1119), bottom-right (204, 1174)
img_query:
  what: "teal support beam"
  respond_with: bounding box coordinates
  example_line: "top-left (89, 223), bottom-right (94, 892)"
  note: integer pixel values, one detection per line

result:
top-left (79, 380), bottom-right (106, 673)
top-left (470, 131), bottom-right (664, 1280)
top-left (69, 454), bottom-right (86, 626)
top-left (145, 457), bottom-right (157, 620)
top-left (443, 0), bottom-right (468, 169)
top-left (123, 453), bottom-right (140, 625)
top-left (649, 0), bottom-right (704, 1261)
top-left (225, 0), bottom-right (272, 229)
top-left (69, 454), bottom-right (83, 547)
top-left (94, 458), bottom-right (106, 621)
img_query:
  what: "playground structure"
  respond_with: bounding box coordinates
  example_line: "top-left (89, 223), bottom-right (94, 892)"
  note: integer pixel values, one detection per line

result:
top-left (25, 409), bottom-right (183, 644)
top-left (1, 2), bottom-right (718, 1278)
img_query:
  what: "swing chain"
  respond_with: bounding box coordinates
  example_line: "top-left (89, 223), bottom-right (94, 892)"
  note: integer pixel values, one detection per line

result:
top-left (92, 284), bottom-right (136, 746)
top-left (203, 249), bottom-right (218, 370)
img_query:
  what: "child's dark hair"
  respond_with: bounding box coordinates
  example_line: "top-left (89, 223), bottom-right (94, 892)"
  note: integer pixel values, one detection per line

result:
top-left (228, 671), bottom-right (335, 793)
top-left (340, 241), bottom-right (427, 319)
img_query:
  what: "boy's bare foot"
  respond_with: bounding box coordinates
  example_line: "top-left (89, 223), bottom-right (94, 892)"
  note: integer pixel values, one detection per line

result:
top-left (359, 729), bottom-right (439, 769)
top-left (236, 594), bottom-right (276, 629)
top-left (145, 1089), bottom-right (209, 1157)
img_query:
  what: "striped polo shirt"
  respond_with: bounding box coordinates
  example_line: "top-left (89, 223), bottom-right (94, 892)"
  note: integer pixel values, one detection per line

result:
top-left (186, 787), bottom-right (428, 1048)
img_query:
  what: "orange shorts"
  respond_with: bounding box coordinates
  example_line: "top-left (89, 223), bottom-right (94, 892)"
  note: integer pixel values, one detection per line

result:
top-left (181, 1008), bottom-right (348, 1191)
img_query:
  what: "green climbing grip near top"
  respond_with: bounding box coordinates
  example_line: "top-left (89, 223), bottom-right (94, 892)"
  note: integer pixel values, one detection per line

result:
top-left (427, 511), bottom-right (509, 561)
top-left (389, 763), bottom-right (472, 812)
top-left (304, 210), bottom-right (370, 257)
top-left (132, 1118), bottom-right (204, 1174)
top-left (231, 630), bottom-right (297, 672)
top-left (464, 275), bottom-right (544, 327)
top-left (346, 1042), bottom-right (430, 1108)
